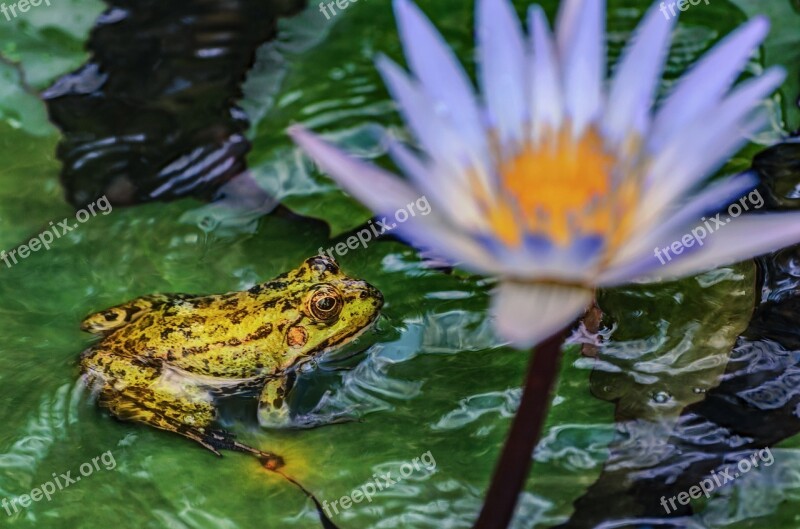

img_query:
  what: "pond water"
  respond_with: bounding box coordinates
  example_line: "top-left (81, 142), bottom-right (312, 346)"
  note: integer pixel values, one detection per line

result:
top-left (0, 0), bottom-right (799, 528)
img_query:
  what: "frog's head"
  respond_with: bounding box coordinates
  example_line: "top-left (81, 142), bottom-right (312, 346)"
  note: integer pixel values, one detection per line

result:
top-left (282, 255), bottom-right (383, 359)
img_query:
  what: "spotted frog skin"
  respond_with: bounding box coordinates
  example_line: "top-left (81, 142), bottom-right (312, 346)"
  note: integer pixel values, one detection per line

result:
top-left (80, 255), bottom-right (383, 458)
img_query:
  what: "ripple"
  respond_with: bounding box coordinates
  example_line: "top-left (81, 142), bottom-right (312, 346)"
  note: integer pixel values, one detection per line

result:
top-left (431, 389), bottom-right (520, 431)
top-left (534, 424), bottom-right (615, 471)
top-left (0, 383), bottom-right (81, 496)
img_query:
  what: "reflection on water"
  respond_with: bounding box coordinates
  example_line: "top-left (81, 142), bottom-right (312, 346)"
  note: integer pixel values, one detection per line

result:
top-left (559, 260), bottom-right (800, 528)
top-left (43, 0), bottom-right (306, 207)
top-left (586, 264), bottom-right (756, 423)
top-left (308, 310), bottom-right (498, 421)
top-left (754, 143), bottom-right (800, 209)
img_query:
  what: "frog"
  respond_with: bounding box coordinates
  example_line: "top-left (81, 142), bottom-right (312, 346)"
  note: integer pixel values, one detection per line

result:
top-left (79, 255), bottom-right (383, 463)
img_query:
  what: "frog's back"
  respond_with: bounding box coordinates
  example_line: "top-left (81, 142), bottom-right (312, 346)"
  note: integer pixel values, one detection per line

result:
top-left (80, 293), bottom-right (196, 335)
top-left (98, 288), bottom-right (294, 377)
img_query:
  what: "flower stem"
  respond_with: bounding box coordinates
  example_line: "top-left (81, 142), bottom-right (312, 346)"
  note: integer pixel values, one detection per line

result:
top-left (472, 325), bottom-right (570, 529)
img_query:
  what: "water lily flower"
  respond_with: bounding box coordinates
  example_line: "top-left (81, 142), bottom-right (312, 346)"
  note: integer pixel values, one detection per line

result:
top-left (290, 0), bottom-right (799, 348)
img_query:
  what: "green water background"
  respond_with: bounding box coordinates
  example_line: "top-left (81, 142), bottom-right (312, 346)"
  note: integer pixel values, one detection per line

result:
top-left (0, 0), bottom-right (798, 527)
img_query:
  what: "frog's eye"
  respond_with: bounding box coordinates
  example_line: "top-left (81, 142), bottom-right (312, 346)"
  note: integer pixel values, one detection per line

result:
top-left (309, 288), bottom-right (342, 321)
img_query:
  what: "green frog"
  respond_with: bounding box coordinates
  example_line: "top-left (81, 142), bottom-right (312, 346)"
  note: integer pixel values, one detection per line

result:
top-left (79, 255), bottom-right (383, 463)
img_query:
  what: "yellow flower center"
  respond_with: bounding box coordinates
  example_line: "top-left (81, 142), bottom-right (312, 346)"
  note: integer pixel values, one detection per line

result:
top-left (476, 127), bottom-right (639, 253)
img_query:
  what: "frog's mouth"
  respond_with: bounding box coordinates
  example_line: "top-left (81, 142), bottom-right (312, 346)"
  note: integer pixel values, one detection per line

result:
top-left (317, 328), bottom-right (376, 368)
top-left (315, 300), bottom-right (384, 366)
top-left (319, 316), bottom-right (379, 358)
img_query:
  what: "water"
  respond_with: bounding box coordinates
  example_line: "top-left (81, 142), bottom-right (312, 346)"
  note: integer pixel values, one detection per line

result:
top-left (0, 0), bottom-right (798, 528)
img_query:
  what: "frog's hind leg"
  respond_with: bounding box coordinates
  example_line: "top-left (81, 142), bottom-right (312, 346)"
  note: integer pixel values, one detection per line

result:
top-left (99, 381), bottom-right (217, 448)
top-left (81, 293), bottom-right (196, 335)
top-left (104, 387), bottom-right (284, 467)
top-left (81, 350), bottom-right (239, 457)
top-left (82, 352), bottom-right (213, 443)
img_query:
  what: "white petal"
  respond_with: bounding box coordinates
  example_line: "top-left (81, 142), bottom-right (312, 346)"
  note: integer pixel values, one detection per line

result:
top-left (602, 213), bottom-right (800, 285)
top-left (389, 215), bottom-right (503, 274)
top-left (392, 0), bottom-right (487, 159)
top-left (290, 125), bottom-right (419, 212)
top-left (648, 17), bottom-right (770, 151)
top-left (555, 0), bottom-right (583, 56)
top-left (559, 0), bottom-right (605, 136)
top-left (604, 2), bottom-right (676, 145)
top-left (640, 67), bottom-right (784, 224)
top-left (288, 125), bottom-right (500, 273)
top-left (387, 140), bottom-right (486, 231)
top-left (612, 172), bottom-right (759, 267)
top-left (491, 282), bottom-right (591, 348)
top-left (376, 55), bottom-right (478, 180)
top-left (477, 0), bottom-right (528, 149)
top-left (528, 5), bottom-right (564, 139)
top-left (648, 213), bottom-right (800, 281)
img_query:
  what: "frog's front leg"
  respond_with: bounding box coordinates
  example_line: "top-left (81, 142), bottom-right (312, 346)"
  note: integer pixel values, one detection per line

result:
top-left (258, 372), bottom-right (356, 429)
top-left (257, 373), bottom-right (296, 427)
